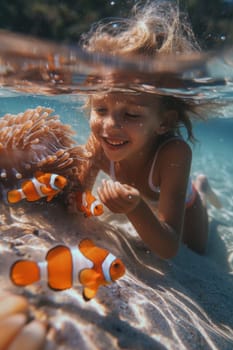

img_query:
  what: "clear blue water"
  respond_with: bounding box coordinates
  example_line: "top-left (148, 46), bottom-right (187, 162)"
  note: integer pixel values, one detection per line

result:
top-left (0, 90), bottom-right (232, 251)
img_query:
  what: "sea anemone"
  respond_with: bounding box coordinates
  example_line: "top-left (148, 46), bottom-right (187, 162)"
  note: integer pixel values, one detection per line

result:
top-left (0, 106), bottom-right (87, 192)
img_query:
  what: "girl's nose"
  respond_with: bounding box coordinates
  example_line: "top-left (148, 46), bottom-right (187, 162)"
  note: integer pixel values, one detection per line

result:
top-left (103, 113), bottom-right (122, 130)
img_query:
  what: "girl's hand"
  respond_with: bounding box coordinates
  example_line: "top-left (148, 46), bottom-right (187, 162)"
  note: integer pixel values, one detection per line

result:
top-left (97, 179), bottom-right (141, 214)
top-left (0, 293), bottom-right (47, 350)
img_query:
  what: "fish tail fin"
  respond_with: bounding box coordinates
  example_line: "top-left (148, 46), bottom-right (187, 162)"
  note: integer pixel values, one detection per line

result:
top-left (10, 260), bottom-right (40, 286)
top-left (7, 189), bottom-right (24, 203)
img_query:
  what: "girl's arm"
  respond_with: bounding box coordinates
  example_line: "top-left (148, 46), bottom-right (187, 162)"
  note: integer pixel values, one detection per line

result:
top-left (98, 141), bottom-right (192, 259)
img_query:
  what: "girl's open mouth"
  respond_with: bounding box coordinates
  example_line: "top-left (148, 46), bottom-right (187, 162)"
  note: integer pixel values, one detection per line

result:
top-left (103, 137), bottom-right (129, 147)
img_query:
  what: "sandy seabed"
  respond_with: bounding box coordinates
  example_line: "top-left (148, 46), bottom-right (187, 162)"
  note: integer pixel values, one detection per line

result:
top-left (0, 199), bottom-right (233, 350)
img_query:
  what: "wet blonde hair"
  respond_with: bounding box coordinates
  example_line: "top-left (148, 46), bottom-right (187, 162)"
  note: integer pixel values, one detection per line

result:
top-left (81, 1), bottom-right (200, 57)
top-left (81, 1), bottom-right (207, 142)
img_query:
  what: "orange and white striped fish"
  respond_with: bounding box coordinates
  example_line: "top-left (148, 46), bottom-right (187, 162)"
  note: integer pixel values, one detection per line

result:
top-left (10, 239), bottom-right (125, 301)
top-left (7, 171), bottom-right (67, 203)
top-left (76, 191), bottom-right (104, 218)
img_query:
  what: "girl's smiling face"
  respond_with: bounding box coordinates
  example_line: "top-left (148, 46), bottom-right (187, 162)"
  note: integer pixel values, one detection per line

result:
top-left (90, 92), bottom-right (163, 162)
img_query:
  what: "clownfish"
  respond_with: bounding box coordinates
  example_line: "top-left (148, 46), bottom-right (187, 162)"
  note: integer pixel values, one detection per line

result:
top-left (76, 191), bottom-right (104, 218)
top-left (10, 239), bottom-right (125, 301)
top-left (7, 171), bottom-right (67, 203)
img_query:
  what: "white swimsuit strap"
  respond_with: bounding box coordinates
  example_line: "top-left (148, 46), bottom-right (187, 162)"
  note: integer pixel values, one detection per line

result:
top-left (148, 137), bottom-right (182, 193)
top-left (148, 152), bottom-right (160, 193)
top-left (110, 161), bottom-right (116, 180)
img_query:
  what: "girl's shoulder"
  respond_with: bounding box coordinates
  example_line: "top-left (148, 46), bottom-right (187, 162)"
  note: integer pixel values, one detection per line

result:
top-left (155, 132), bottom-right (191, 154)
top-left (157, 136), bottom-right (192, 173)
top-left (159, 136), bottom-right (192, 154)
top-left (149, 135), bottom-right (192, 193)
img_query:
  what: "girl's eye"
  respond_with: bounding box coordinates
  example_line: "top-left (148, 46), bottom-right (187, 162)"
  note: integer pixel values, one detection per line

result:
top-left (125, 112), bottom-right (140, 118)
top-left (94, 108), bottom-right (107, 115)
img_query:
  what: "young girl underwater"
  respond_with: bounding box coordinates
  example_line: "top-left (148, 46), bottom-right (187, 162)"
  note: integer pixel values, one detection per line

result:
top-left (73, 1), bottom-right (221, 259)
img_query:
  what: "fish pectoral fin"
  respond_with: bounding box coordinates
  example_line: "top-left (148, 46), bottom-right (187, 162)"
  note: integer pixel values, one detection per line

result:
top-left (40, 186), bottom-right (52, 194)
top-left (80, 269), bottom-right (101, 301)
top-left (40, 186), bottom-right (56, 201)
top-left (46, 194), bottom-right (56, 202)
top-left (83, 286), bottom-right (98, 301)
top-left (80, 269), bottom-right (100, 285)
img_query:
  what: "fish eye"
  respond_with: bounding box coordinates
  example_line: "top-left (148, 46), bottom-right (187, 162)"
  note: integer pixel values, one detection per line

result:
top-left (112, 262), bottom-right (121, 269)
top-left (95, 205), bottom-right (102, 210)
top-left (94, 204), bottom-right (103, 216)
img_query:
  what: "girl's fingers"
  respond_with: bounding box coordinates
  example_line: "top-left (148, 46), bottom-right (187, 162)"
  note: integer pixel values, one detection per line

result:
top-left (0, 294), bottom-right (48, 350)
top-left (98, 180), bottom-right (123, 212)
top-left (114, 182), bottom-right (131, 198)
top-left (97, 183), bottom-right (107, 203)
top-left (0, 295), bottom-right (28, 321)
top-left (7, 320), bottom-right (47, 350)
top-left (0, 314), bottom-right (27, 350)
top-left (105, 180), bottom-right (120, 199)
top-left (98, 179), bottom-right (140, 213)
top-left (99, 179), bottom-right (113, 202)
top-left (113, 181), bottom-right (139, 202)
top-left (100, 179), bottom-right (138, 202)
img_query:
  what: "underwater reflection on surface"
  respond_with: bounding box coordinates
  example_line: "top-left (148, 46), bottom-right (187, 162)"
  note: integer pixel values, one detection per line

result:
top-left (0, 30), bottom-right (232, 99)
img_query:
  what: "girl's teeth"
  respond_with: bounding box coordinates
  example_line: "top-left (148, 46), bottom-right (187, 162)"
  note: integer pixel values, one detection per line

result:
top-left (106, 139), bottom-right (126, 146)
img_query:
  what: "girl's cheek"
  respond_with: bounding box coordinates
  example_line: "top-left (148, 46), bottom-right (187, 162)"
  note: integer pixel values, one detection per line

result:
top-left (90, 117), bottom-right (101, 134)
top-left (89, 114), bottom-right (97, 126)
